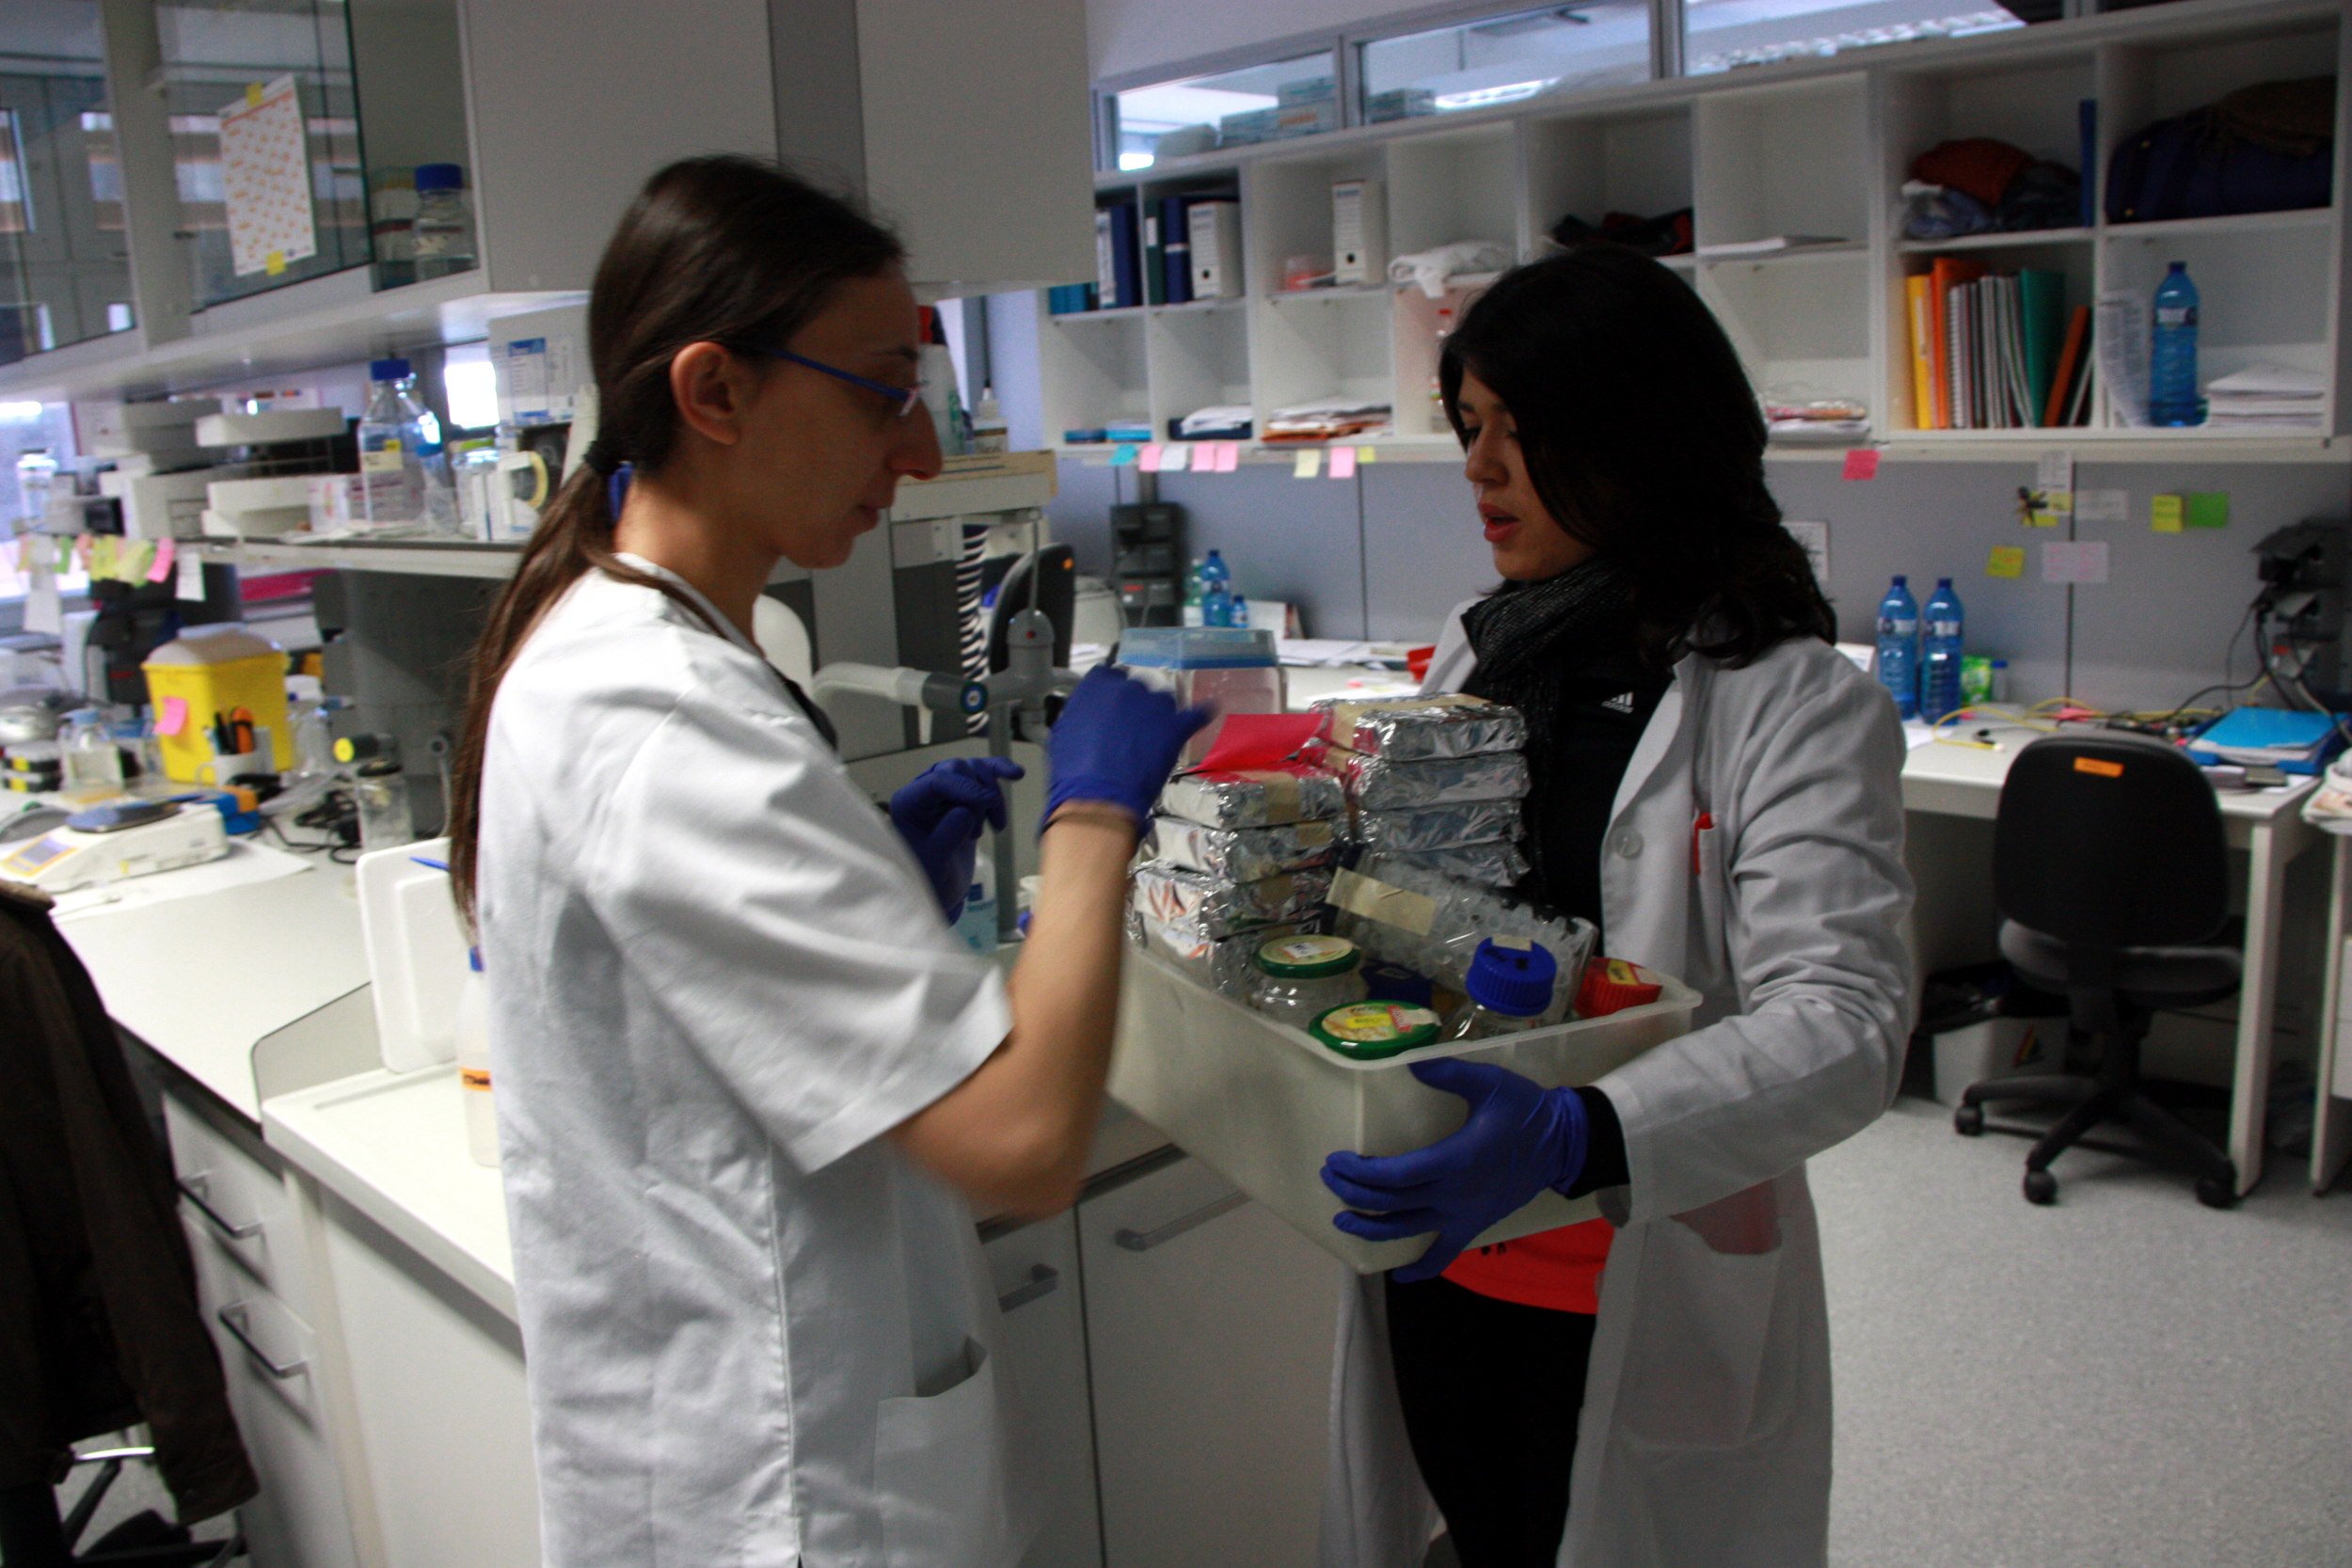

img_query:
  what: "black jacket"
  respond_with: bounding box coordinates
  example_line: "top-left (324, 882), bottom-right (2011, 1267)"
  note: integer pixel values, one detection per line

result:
top-left (0, 881), bottom-right (256, 1523)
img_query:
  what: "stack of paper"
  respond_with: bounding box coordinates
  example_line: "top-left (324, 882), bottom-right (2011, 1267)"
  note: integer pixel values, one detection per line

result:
top-left (1263, 398), bottom-right (1391, 443)
top-left (2202, 364), bottom-right (2326, 431)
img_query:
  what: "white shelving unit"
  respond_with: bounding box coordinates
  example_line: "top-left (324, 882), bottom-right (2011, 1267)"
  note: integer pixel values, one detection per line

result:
top-left (1042, 0), bottom-right (2352, 466)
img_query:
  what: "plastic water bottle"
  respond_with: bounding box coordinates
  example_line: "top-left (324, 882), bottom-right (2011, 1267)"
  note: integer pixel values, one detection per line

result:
top-left (410, 164), bottom-right (476, 280)
top-left (1875, 576), bottom-right (1922, 721)
top-left (1230, 593), bottom-right (1250, 629)
top-left (1920, 578), bottom-right (1965, 722)
top-left (358, 358), bottom-right (455, 531)
top-left (1200, 549), bottom-right (1233, 628)
top-left (1182, 557), bottom-right (1207, 626)
top-left (955, 854), bottom-right (998, 953)
top-left (2149, 261), bottom-right (2201, 427)
top-left (455, 949), bottom-right (499, 1168)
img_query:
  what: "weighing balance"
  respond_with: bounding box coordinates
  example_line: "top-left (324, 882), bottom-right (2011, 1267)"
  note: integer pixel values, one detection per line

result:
top-left (0, 800), bottom-right (230, 894)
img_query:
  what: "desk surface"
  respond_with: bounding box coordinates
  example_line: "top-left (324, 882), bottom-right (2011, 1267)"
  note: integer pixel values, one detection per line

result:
top-left (1899, 721), bottom-right (2317, 828)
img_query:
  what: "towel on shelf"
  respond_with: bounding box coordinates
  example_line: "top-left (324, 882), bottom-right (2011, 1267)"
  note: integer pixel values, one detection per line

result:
top-left (1388, 240), bottom-right (1513, 299)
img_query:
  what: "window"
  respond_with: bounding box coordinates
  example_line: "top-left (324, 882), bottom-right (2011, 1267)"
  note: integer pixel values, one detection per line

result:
top-left (0, 4), bottom-right (130, 362)
top-left (1105, 51), bottom-right (1338, 171)
top-left (1359, 4), bottom-right (1654, 123)
top-left (1682, 0), bottom-right (2049, 75)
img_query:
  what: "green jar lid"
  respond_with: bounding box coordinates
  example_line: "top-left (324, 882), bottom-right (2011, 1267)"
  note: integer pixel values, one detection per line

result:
top-left (1255, 933), bottom-right (1360, 979)
top-left (1311, 1001), bottom-right (1442, 1060)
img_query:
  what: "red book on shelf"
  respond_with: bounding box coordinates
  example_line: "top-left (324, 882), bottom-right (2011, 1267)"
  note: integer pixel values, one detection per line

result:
top-left (2043, 305), bottom-right (2090, 429)
top-left (1928, 257), bottom-right (1987, 430)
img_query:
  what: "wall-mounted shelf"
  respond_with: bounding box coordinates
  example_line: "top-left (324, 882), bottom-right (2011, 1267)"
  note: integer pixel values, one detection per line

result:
top-left (1041, 0), bottom-right (2350, 464)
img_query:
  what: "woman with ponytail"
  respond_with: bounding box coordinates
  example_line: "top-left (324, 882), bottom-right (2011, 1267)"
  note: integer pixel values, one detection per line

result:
top-left (448, 155), bottom-right (1200, 1567)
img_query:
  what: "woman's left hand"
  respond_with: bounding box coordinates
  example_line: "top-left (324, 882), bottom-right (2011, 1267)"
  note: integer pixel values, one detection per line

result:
top-left (1321, 1059), bottom-right (1591, 1282)
top-left (889, 756), bottom-right (1025, 921)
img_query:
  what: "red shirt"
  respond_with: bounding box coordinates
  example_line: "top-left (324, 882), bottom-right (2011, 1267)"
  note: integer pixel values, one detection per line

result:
top-left (1441, 1216), bottom-right (1614, 1314)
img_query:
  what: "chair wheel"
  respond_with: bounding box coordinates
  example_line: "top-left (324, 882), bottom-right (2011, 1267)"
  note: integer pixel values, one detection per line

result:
top-left (2196, 1176), bottom-right (2237, 1210)
top-left (1953, 1103), bottom-right (1984, 1136)
top-left (2023, 1168), bottom-right (2058, 1205)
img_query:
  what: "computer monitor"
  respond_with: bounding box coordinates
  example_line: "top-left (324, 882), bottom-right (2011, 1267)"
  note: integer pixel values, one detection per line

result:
top-left (986, 545), bottom-right (1076, 673)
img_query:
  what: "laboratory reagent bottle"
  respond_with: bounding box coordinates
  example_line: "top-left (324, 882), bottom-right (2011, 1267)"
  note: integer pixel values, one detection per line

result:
top-left (1920, 577), bottom-right (1965, 723)
top-left (455, 948), bottom-right (499, 1168)
top-left (410, 164), bottom-right (477, 280)
top-left (358, 358), bottom-right (455, 531)
top-left (955, 853), bottom-right (998, 953)
top-left (2148, 261), bottom-right (2201, 427)
top-left (1874, 575), bottom-right (1921, 721)
top-left (61, 708), bottom-right (124, 802)
top-left (1444, 937), bottom-right (1559, 1042)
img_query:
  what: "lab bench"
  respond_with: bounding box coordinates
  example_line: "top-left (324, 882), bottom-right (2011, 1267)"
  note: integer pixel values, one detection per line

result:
top-left (64, 850), bottom-right (1342, 1568)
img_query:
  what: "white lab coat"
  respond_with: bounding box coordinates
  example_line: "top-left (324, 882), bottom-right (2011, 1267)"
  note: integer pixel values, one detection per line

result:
top-left (478, 562), bottom-right (1035, 1568)
top-left (1321, 607), bottom-right (1915, 1568)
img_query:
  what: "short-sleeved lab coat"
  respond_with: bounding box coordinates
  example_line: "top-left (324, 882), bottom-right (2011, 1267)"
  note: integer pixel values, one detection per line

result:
top-left (477, 562), bottom-right (1035, 1568)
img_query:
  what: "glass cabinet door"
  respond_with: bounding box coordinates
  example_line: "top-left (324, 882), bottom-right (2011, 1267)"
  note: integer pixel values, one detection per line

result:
top-left (157, 0), bottom-right (369, 309)
top-left (0, 2), bottom-right (135, 365)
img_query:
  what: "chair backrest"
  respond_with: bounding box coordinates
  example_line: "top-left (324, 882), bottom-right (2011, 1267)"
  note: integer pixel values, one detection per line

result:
top-left (1994, 731), bottom-right (2230, 951)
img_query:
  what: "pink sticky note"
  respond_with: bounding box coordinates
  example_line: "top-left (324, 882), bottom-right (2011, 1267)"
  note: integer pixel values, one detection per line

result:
top-left (1137, 443), bottom-right (1164, 472)
top-left (1213, 441), bottom-right (1241, 473)
top-left (1841, 449), bottom-right (1880, 481)
top-left (157, 696), bottom-right (190, 737)
top-left (1328, 445), bottom-right (1359, 480)
top-left (148, 539), bottom-right (177, 584)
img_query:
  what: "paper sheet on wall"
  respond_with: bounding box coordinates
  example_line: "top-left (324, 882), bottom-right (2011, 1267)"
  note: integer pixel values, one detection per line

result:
top-left (2042, 541), bottom-right (2109, 584)
top-left (23, 566), bottom-right (61, 635)
top-left (218, 75), bottom-right (318, 277)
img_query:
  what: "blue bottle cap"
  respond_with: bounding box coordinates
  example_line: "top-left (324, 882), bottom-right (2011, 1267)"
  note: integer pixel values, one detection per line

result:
top-left (1463, 938), bottom-right (1557, 1018)
top-left (370, 357), bottom-right (411, 382)
top-left (1890, 574), bottom-right (1908, 587)
top-left (414, 163), bottom-right (465, 192)
top-left (1362, 960), bottom-right (1434, 1008)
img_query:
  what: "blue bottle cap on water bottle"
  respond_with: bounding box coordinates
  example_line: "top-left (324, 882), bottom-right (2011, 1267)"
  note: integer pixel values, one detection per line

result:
top-left (1463, 938), bottom-right (1557, 1018)
top-left (371, 357), bottom-right (411, 381)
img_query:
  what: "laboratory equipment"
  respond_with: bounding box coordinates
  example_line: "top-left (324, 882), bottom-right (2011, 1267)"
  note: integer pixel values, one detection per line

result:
top-left (1109, 500), bottom-right (1184, 627)
top-left (1921, 578), bottom-right (1965, 722)
top-left (1250, 934), bottom-right (1368, 1025)
top-left (2149, 261), bottom-right (2201, 427)
top-left (954, 854), bottom-right (998, 953)
top-left (455, 950), bottom-right (498, 1167)
top-left (1108, 942), bottom-right (1697, 1272)
top-left (60, 708), bottom-right (125, 802)
top-left (410, 164), bottom-right (477, 280)
top-left (1329, 856), bottom-right (1595, 1011)
top-left (358, 358), bottom-right (455, 531)
top-left (1117, 625), bottom-right (1283, 768)
top-left (203, 474), bottom-right (317, 538)
top-left (0, 801), bottom-right (229, 894)
top-left (1442, 938), bottom-right (1559, 1041)
top-left (1875, 576), bottom-right (1921, 720)
top-left (15, 449), bottom-right (57, 523)
top-left (140, 629), bottom-right (293, 781)
top-left (370, 169), bottom-right (420, 286)
top-left (355, 760), bottom-right (417, 849)
top-left (314, 572), bottom-right (499, 836)
top-left (986, 546), bottom-right (1077, 674)
top-left (356, 837), bottom-right (470, 1072)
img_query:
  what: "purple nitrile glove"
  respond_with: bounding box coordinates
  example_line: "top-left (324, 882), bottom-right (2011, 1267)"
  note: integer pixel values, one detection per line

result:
top-left (1042, 666), bottom-right (1210, 832)
top-left (889, 755), bottom-right (1025, 921)
top-left (1320, 1057), bottom-right (1590, 1283)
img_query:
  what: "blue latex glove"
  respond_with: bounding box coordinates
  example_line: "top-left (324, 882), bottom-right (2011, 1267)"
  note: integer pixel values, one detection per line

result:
top-left (889, 755), bottom-right (1025, 922)
top-left (1043, 666), bottom-right (1210, 831)
top-left (1320, 1058), bottom-right (1591, 1283)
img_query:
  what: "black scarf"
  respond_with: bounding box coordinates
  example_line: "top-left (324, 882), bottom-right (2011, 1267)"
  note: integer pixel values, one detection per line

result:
top-left (1462, 560), bottom-right (1667, 936)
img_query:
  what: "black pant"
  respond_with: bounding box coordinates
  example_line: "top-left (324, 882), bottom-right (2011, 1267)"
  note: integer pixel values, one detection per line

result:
top-left (1387, 1275), bottom-right (1597, 1568)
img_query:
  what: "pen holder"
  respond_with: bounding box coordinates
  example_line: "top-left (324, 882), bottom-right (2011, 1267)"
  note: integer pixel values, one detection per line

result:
top-left (197, 750), bottom-right (266, 786)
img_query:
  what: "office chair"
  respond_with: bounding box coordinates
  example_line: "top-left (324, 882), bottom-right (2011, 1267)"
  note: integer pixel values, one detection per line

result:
top-left (1954, 732), bottom-right (2242, 1209)
top-left (0, 1439), bottom-right (245, 1566)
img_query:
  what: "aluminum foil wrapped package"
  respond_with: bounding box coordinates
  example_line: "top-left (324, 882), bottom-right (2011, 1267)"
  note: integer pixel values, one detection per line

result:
top-left (1312, 693), bottom-right (1527, 762)
top-left (1385, 840), bottom-right (1531, 887)
top-left (1349, 800), bottom-right (1523, 856)
top-left (1131, 861), bottom-right (1335, 941)
top-left (1326, 749), bottom-right (1531, 813)
top-left (1129, 911), bottom-right (1320, 999)
top-left (1157, 766), bottom-right (1348, 830)
top-left (1143, 815), bottom-right (1339, 882)
top-left (1328, 854), bottom-right (1595, 1021)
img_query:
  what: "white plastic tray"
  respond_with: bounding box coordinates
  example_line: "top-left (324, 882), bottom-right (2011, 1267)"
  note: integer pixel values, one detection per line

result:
top-left (1109, 945), bottom-right (1699, 1274)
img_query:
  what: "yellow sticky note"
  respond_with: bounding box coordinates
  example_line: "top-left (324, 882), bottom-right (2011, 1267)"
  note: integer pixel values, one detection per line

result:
top-left (2152, 494), bottom-right (2184, 533)
top-left (125, 541), bottom-right (156, 583)
top-left (266, 250), bottom-right (286, 276)
top-left (246, 82), bottom-right (264, 107)
top-left (89, 536), bottom-right (117, 580)
top-left (1358, 445), bottom-right (1376, 464)
top-left (2027, 509), bottom-right (2063, 528)
top-left (1987, 546), bottom-right (2026, 579)
top-left (1293, 449), bottom-right (1322, 479)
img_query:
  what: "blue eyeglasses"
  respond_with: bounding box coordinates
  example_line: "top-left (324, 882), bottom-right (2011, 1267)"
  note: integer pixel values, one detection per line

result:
top-left (755, 346), bottom-right (926, 420)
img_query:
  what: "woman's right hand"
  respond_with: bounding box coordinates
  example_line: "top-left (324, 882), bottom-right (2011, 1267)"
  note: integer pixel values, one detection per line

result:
top-left (1042, 666), bottom-right (1210, 831)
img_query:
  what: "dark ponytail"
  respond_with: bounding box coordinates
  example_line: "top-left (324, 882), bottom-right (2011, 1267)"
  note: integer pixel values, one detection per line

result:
top-left (447, 155), bottom-right (903, 924)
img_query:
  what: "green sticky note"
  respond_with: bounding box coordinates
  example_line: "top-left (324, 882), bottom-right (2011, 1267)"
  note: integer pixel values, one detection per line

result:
top-left (1987, 545), bottom-right (2026, 579)
top-left (2151, 495), bottom-right (2184, 533)
top-left (2186, 493), bottom-right (2229, 530)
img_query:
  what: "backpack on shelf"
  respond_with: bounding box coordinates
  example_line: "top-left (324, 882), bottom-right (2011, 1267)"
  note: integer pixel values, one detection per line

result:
top-left (2106, 76), bottom-right (2335, 225)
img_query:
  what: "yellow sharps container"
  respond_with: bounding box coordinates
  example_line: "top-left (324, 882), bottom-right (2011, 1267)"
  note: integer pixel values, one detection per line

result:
top-left (142, 629), bottom-right (294, 782)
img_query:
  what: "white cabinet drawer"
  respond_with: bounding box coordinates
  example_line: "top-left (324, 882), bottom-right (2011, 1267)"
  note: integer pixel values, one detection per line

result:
top-left (984, 1211), bottom-right (1103, 1568)
top-left (165, 1092), bottom-right (294, 1296)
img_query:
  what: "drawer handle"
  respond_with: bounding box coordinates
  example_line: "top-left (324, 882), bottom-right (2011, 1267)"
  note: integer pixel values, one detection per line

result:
top-left (215, 1302), bottom-right (306, 1381)
top-left (996, 1263), bottom-right (1060, 1314)
top-left (177, 1173), bottom-right (262, 1242)
top-left (1115, 1192), bottom-right (1246, 1253)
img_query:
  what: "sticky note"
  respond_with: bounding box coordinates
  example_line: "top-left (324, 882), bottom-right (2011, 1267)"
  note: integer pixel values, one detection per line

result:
top-left (1841, 449), bottom-right (1879, 482)
top-left (1109, 443), bottom-right (1138, 467)
top-left (2075, 489), bottom-right (2127, 524)
top-left (89, 537), bottom-right (117, 580)
top-left (246, 82), bottom-right (264, 106)
top-left (2186, 493), bottom-right (2229, 530)
top-left (157, 697), bottom-right (189, 738)
top-left (72, 535), bottom-right (91, 568)
top-left (2151, 494), bottom-right (2184, 533)
top-left (1293, 449), bottom-right (1322, 479)
top-left (1328, 446), bottom-right (1358, 480)
top-left (265, 250), bottom-right (286, 277)
top-left (55, 538), bottom-right (72, 573)
top-left (2042, 541), bottom-right (2110, 584)
top-left (1358, 445), bottom-right (1376, 465)
top-left (1137, 443), bottom-right (1164, 472)
top-left (2027, 508), bottom-right (2064, 529)
top-left (148, 538), bottom-right (176, 584)
top-left (1986, 546), bottom-right (2026, 579)
top-left (1159, 443), bottom-right (1190, 472)
top-left (1212, 441), bottom-right (1240, 473)
top-left (124, 541), bottom-right (155, 583)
